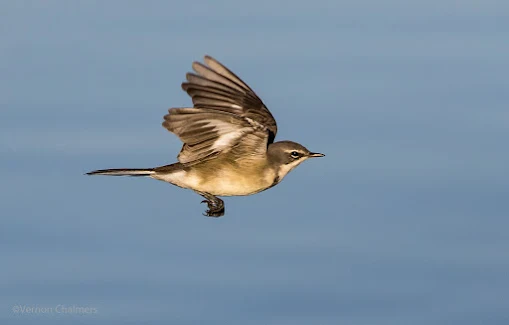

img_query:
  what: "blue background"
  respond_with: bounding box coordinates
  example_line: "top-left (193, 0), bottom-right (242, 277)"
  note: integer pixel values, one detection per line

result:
top-left (1, 1), bottom-right (508, 324)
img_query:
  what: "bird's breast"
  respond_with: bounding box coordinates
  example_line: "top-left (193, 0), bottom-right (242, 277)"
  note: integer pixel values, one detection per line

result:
top-left (158, 162), bottom-right (277, 196)
top-left (200, 165), bottom-right (277, 196)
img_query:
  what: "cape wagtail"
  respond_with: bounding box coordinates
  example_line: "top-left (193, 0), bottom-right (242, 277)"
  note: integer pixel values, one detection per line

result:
top-left (87, 56), bottom-right (325, 217)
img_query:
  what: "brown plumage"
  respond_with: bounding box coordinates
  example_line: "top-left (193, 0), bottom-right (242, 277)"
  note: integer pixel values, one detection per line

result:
top-left (87, 56), bottom-right (324, 217)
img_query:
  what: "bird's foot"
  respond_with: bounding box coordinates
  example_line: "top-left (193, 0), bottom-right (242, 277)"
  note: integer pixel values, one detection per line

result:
top-left (196, 191), bottom-right (225, 217)
top-left (200, 198), bottom-right (225, 217)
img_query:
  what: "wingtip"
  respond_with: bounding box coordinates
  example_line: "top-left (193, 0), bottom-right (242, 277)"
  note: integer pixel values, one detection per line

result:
top-left (203, 55), bottom-right (220, 67)
top-left (191, 61), bottom-right (204, 72)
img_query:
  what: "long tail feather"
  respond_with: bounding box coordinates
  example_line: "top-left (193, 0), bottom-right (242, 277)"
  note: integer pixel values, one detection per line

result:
top-left (86, 168), bottom-right (155, 176)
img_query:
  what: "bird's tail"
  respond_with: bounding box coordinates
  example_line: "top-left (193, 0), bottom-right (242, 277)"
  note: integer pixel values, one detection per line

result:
top-left (86, 168), bottom-right (155, 177)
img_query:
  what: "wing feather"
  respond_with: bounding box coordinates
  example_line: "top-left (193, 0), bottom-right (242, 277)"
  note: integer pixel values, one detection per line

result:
top-left (163, 56), bottom-right (277, 165)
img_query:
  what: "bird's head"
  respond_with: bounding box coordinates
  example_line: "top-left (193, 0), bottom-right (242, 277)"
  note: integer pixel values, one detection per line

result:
top-left (267, 141), bottom-right (325, 180)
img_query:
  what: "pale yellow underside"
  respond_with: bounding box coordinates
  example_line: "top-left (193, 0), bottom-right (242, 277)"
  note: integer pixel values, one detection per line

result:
top-left (151, 157), bottom-right (304, 196)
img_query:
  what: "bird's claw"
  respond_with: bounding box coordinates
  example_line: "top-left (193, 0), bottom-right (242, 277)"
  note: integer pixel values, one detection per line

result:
top-left (200, 199), bottom-right (225, 217)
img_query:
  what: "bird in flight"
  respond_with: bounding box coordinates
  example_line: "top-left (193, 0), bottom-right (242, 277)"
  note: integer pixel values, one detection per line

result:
top-left (87, 56), bottom-right (325, 217)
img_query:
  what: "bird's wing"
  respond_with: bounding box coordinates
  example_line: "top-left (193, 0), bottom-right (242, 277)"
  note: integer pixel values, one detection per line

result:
top-left (162, 56), bottom-right (277, 165)
top-left (163, 108), bottom-right (268, 165)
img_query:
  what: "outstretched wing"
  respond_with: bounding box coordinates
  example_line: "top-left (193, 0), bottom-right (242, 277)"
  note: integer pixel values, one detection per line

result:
top-left (163, 108), bottom-right (268, 165)
top-left (162, 56), bottom-right (277, 165)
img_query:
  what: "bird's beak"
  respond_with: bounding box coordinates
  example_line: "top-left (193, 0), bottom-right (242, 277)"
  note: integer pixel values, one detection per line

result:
top-left (308, 152), bottom-right (325, 158)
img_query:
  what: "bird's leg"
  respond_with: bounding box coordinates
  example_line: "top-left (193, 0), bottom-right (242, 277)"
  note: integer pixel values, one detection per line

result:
top-left (196, 191), bottom-right (225, 217)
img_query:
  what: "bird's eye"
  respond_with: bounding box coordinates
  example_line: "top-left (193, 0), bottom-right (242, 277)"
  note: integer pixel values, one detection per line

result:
top-left (290, 151), bottom-right (300, 158)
